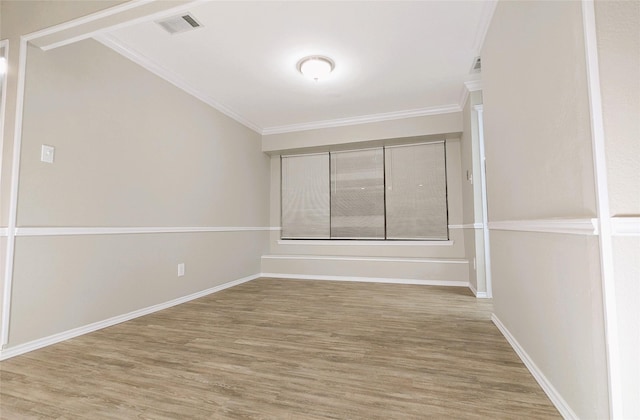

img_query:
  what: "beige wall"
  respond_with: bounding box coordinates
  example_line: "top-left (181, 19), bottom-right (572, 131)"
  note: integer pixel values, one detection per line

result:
top-left (262, 112), bottom-right (462, 154)
top-left (10, 231), bottom-right (267, 346)
top-left (491, 231), bottom-right (608, 416)
top-left (265, 134), bottom-right (470, 284)
top-left (2, 29), bottom-right (270, 348)
top-left (595, 0), bottom-right (640, 217)
top-left (0, 0), bottom-right (128, 227)
top-left (484, 3), bottom-right (597, 222)
top-left (0, 0), bottom-right (127, 39)
top-left (595, 1), bottom-right (640, 418)
top-left (483, 1), bottom-right (608, 417)
top-left (19, 41), bottom-right (268, 228)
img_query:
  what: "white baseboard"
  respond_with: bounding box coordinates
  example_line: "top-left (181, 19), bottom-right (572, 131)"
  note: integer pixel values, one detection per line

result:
top-left (260, 272), bottom-right (469, 287)
top-left (468, 282), bottom-right (488, 298)
top-left (491, 314), bottom-right (578, 419)
top-left (0, 273), bottom-right (260, 361)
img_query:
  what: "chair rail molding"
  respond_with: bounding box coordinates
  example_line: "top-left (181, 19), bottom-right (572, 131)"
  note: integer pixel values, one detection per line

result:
top-left (488, 218), bottom-right (599, 235)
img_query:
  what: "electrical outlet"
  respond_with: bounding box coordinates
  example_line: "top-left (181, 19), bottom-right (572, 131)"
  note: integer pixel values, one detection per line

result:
top-left (177, 263), bottom-right (185, 277)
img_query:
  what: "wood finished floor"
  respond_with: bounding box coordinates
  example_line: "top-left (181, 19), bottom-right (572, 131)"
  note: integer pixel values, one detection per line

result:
top-left (0, 278), bottom-right (559, 419)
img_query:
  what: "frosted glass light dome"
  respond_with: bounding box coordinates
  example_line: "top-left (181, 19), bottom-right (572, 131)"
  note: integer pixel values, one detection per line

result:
top-left (297, 56), bottom-right (335, 81)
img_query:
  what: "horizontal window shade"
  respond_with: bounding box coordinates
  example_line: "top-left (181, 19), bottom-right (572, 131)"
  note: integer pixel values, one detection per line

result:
top-left (330, 149), bottom-right (385, 239)
top-left (385, 142), bottom-right (448, 240)
top-left (281, 154), bottom-right (330, 239)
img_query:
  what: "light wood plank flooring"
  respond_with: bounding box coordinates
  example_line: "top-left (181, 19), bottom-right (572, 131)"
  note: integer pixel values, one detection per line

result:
top-left (0, 278), bottom-right (559, 419)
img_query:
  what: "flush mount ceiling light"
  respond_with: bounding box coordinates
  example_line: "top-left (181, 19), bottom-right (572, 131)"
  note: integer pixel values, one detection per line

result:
top-left (297, 56), bottom-right (335, 81)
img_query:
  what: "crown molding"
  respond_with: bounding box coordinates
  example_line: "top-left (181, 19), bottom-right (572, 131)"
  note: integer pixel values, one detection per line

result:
top-left (464, 80), bottom-right (483, 92)
top-left (458, 85), bottom-right (470, 110)
top-left (95, 34), bottom-right (465, 137)
top-left (261, 105), bottom-right (462, 136)
top-left (458, 79), bottom-right (483, 109)
top-left (94, 34), bottom-right (263, 134)
top-left (471, 0), bottom-right (498, 55)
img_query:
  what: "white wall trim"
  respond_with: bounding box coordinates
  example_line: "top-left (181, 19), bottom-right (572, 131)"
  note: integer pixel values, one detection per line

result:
top-left (458, 77), bottom-right (484, 111)
top-left (39, 1), bottom-right (209, 51)
top-left (459, 223), bottom-right (484, 229)
top-left (488, 219), bottom-right (599, 235)
top-left (97, 32), bottom-right (464, 138)
top-left (491, 314), bottom-right (578, 419)
top-left (261, 106), bottom-right (462, 136)
top-left (94, 34), bottom-right (263, 134)
top-left (0, 40), bottom-right (9, 200)
top-left (277, 239), bottom-right (453, 246)
top-left (471, 0), bottom-right (498, 55)
top-left (24, 0), bottom-right (157, 42)
top-left (468, 282), bottom-right (488, 299)
top-left (0, 228), bottom-right (7, 237)
top-left (260, 273), bottom-right (469, 287)
top-left (15, 226), bottom-right (278, 237)
top-left (0, 273), bottom-right (260, 361)
top-left (262, 255), bottom-right (467, 264)
top-left (582, 1), bottom-right (621, 416)
top-left (464, 80), bottom-right (483, 93)
top-left (611, 217), bottom-right (640, 237)
top-left (1, 36), bottom-right (28, 348)
top-left (475, 106), bottom-right (492, 298)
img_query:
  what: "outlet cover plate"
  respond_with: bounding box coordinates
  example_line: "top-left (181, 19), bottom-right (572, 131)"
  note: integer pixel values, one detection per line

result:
top-left (41, 145), bottom-right (55, 163)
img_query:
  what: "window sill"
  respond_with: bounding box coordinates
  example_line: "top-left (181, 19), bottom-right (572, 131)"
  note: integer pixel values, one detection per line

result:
top-left (277, 239), bottom-right (454, 246)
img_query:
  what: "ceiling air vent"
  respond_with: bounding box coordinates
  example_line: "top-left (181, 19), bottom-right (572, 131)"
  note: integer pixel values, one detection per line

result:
top-left (156, 13), bottom-right (202, 35)
top-left (470, 56), bottom-right (481, 73)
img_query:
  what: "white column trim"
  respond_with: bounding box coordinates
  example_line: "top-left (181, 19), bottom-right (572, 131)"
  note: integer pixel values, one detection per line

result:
top-left (0, 40), bottom-right (8, 194)
top-left (489, 218), bottom-right (599, 235)
top-left (1, 36), bottom-right (27, 348)
top-left (474, 105), bottom-right (492, 298)
top-left (582, 1), bottom-right (621, 417)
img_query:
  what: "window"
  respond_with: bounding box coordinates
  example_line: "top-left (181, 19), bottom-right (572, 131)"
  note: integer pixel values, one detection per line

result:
top-left (281, 153), bottom-right (330, 238)
top-left (281, 141), bottom-right (448, 241)
top-left (385, 142), bottom-right (448, 240)
top-left (330, 149), bottom-right (385, 239)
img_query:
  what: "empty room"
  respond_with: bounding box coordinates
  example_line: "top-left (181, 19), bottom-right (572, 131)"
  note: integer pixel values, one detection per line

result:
top-left (0, 1), bottom-right (638, 419)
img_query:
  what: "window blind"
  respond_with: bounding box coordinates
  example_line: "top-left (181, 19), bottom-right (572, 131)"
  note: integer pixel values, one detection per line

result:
top-left (281, 153), bottom-right (330, 239)
top-left (330, 148), bottom-right (385, 239)
top-left (385, 142), bottom-right (448, 240)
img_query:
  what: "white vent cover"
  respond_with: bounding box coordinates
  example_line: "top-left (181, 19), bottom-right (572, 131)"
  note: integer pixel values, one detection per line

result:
top-left (470, 56), bottom-right (481, 73)
top-left (156, 13), bottom-right (202, 35)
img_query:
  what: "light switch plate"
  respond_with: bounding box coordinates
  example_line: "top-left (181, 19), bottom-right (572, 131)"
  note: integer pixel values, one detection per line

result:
top-left (177, 263), bottom-right (185, 277)
top-left (41, 145), bottom-right (55, 163)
